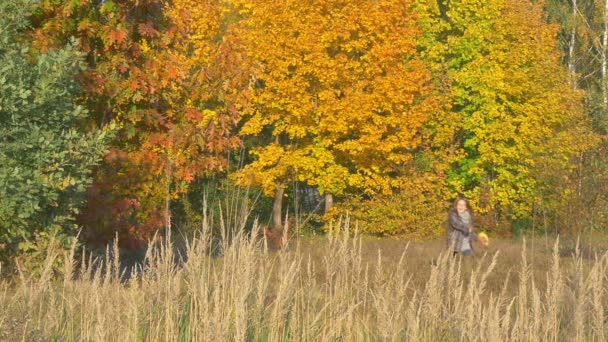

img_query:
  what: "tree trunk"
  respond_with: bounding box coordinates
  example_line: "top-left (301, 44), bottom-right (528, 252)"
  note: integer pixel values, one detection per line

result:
top-left (603, 0), bottom-right (608, 107)
top-left (324, 193), bottom-right (334, 214)
top-left (164, 164), bottom-right (172, 233)
top-left (165, 128), bottom-right (175, 233)
top-left (272, 183), bottom-right (285, 230)
top-left (569, 0), bottom-right (577, 89)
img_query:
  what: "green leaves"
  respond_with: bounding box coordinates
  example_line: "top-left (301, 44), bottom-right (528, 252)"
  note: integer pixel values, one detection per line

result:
top-left (415, 0), bottom-right (596, 220)
top-left (0, 0), bottom-right (113, 263)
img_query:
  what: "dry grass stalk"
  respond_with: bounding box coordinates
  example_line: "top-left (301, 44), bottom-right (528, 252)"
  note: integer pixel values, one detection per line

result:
top-left (1, 215), bottom-right (608, 341)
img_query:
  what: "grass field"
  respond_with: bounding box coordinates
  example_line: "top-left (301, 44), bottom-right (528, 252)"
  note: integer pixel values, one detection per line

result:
top-left (1, 219), bottom-right (607, 341)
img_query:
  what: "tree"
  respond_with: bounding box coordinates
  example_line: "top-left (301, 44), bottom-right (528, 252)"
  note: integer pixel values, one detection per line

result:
top-left (545, 0), bottom-right (608, 232)
top-left (232, 0), bottom-right (438, 229)
top-left (0, 0), bottom-right (112, 261)
top-left (414, 0), bottom-right (597, 224)
top-left (30, 0), bottom-right (247, 247)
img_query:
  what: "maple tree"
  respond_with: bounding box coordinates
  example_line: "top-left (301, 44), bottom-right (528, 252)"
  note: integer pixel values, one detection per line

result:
top-left (29, 0), bottom-right (248, 247)
top-left (231, 0), bottom-right (439, 229)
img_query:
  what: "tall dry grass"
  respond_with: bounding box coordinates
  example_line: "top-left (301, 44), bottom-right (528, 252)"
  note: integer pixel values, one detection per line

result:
top-left (0, 216), bottom-right (607, 341)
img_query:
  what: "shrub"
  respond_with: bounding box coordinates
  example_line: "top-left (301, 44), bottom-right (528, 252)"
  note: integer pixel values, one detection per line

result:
top-left (0, 0), bottom-right (112, 266)
top-left (337, 183), bottom-right (446, 238)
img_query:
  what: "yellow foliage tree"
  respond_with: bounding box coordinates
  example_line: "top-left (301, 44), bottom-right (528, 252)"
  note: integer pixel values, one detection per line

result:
top-left (231, 0), bottom-right (439, 228)
top-left (414, 0), bottom-right (598, 225)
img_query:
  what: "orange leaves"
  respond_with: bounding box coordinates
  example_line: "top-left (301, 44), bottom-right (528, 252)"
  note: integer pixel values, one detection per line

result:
top-left (29, 0), bottom-right (249, 242)
top-left (232, 0), bottom-right (438, 197)
top-left (186, 108), bottom-right (203, 123)
top-left (105, 28), bottom-right (127, 49)
top-left (138, 22), bottom-right (158, 38)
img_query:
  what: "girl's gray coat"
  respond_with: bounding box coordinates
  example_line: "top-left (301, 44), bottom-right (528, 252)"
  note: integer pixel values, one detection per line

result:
top-left (446, 211), bottom-right (477, 252)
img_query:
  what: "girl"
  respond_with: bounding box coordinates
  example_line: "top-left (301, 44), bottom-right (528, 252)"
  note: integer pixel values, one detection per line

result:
top-left (447, 197), bottom-right (477, 256)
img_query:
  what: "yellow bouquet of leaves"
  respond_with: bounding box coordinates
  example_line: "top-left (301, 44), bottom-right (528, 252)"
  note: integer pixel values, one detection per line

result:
top-left (478, 232), bottom-right (489, 247)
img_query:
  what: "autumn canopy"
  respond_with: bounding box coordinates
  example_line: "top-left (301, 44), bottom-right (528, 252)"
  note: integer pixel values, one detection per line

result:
top-left (0, 0), bottom-right (604, 261)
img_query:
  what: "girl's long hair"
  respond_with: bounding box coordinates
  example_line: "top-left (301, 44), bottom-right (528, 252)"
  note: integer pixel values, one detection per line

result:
top-left (450, 196), bottom-right (474, 215)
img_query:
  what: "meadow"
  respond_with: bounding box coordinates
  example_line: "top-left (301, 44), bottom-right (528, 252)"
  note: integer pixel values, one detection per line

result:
top-left (1, 217), bottom-right (607, 341)
top-left (3, 0), bottom-right (608, 340)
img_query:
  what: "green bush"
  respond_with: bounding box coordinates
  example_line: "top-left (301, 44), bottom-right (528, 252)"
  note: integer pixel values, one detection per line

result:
top-left (0, 0), bottom-right (112, 266)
